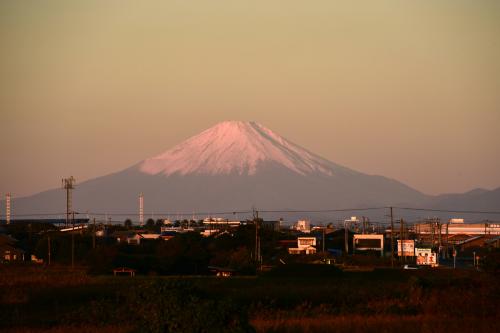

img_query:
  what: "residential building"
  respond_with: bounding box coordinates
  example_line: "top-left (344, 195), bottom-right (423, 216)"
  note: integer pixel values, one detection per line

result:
top-left (293, 220), bottom-right (311, 233)
top-left (288, 237), bottom-right (317, 255)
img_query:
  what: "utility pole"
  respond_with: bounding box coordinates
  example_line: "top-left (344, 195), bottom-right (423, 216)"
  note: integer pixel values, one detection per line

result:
top-left (71, 211), bottom-right (75, 269)
top-left (344, 219), bottom-right (349, 255)
top-left (253, 209), bottom-right (261, 270)
top-left (92, 218), bottom-right (96, 249)
top-left (47, 234), bottom-right (51, 265)
top-left (390, 207), bottom-right (394, 268)
top-left (445, 222), bottom-right (449, 259)
top-left (453, 246), bottom-right (456, 269)
top-left (430, 219), bottom-right (435, 249)
top-left (437, 219), bottom-right (442, 259)
top-left (322, 226), bottom-right (326, 253)
top-left (62, 177), bottom-right (75, 227)
top-left (139, 193), bottom-right (144, 226)
top-left (5, 193), bottom-right (11, 224)
top-left (400, 218), bottom-right (405, 263)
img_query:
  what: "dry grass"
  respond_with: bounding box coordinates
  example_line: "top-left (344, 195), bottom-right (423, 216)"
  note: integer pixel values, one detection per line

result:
top-left (2, 325), bottom-right (132, 333)
top-left (0, 266), bottom-right (91, 288)
top-left (251, 314), bottom-right (499, 333)
top-left (0, 265), bottom-right (92, 305)
top-left (1, 265), bottom-right (498, 333)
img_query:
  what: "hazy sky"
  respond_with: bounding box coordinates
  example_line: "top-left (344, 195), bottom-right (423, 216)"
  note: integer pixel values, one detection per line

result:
top-left (1, 1), bottom-right (499, 197)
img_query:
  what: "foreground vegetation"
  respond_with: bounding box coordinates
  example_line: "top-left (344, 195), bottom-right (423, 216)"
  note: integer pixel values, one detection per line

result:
top-left (0, 265), bottom-right (498, 333)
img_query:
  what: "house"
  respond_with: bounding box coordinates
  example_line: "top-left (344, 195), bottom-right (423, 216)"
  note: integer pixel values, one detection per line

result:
top-left (113, 267), bottom-right (136, 277)
top-left (112, 231), bottom-right (139, 244)
top-left (450, 234), bottom-right (499, 250)
top-left (60, 225), bottom-right (88, 233)
top-left (288, 237), bottom-right (317, 255)
top-left (485, 236), bottom-right (500, 248)
top-left (112, 231), bottom-right (161, 245)
top-left (1, 244), bottom-right (25, 262)
top-left (31, 254), bottom-right (44, 264)
top-left (140, 233), bottom-right (161, 241)
top-left (161, 230), bottom-right (178, 240)
top-left (208, 266), bottom-right (235, 277)
top-left (201, 229), bottom-right (220, 237)
top-left (0, 235), bottom-right (25, 263)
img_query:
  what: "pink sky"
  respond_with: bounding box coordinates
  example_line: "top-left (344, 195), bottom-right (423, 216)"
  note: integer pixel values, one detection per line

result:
top-left (1, 1), bottom-right (499, 197)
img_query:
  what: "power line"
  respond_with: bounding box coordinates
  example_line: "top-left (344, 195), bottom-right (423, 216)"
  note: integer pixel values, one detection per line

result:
top-left (80, 210), bottom-right (253, 217)
top-left (8, 206), bottom-right (500, 219)
top-left (10, 213), bottom-right (67, 217)
top-left (392, 206), bottom-right (500, 215)
top-left (259, 207), bottom-right (385, 213)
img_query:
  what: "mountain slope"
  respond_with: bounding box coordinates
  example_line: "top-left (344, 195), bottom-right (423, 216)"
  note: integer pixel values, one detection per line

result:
top-left (139, 121), bottom-right (349, 177)
top-left (432, 187), bottom-right (500, 211)
top-left (8, 120), bottom-right (497, 221)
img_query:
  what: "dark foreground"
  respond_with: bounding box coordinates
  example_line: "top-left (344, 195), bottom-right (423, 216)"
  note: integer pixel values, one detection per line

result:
top-left (0, 265), bottom-right (498, 333)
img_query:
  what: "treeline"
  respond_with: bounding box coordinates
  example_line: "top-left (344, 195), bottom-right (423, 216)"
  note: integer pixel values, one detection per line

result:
top-left (28, 224), bottom-right (287, 275)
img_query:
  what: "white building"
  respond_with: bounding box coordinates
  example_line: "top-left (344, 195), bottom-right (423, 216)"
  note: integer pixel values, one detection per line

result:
top-left (344, 216), bottom-right (360, 231)
top-left (200, 229), bottom-right (220, 237)
top-left (415, 219), bottom-right (500, 236)
top-left (293, 220), bottom-right (311, 233)
top-left (288, 237), bottom-right (317, 255)
top-left (203, 218), bottom-right (241, 227)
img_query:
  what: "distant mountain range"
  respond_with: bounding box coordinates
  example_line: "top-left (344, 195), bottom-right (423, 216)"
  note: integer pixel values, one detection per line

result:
top-left (5, 121), bottom-right (500, 222)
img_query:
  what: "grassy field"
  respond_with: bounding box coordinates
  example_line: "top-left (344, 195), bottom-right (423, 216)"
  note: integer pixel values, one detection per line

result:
top-left (0, 265), bottom-right (498, 332)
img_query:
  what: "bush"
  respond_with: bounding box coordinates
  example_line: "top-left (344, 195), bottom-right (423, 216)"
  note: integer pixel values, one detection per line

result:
top-left (264, 264), bottom-right (342, 278)
top-left (125, 279), bottom-right (254, 333)
top-left (481, 248), bottom-right (500, 273)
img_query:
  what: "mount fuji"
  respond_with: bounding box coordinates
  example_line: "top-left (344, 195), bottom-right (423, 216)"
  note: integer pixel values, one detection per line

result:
top-left (7, 121), bottom-right (499, 221)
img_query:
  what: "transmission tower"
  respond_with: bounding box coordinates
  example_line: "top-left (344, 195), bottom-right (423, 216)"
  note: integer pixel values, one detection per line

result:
top-left (62, 177), bottom-right (76, 226)
top-left (6, 193), bottom-right (11, 224)
top-left (139, 193), bottom-right (144, 226)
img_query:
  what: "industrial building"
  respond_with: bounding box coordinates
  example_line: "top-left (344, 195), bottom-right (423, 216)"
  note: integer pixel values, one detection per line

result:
top-left (415, 219), bottom-right (500, 236)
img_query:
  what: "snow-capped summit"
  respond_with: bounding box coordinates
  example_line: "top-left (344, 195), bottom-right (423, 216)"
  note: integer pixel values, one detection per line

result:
top-left (139, 121), bottom-right (336, 176)
top-left (11, 120), bottom-right (444, 218)
top-left (8, 121), bottom-right (498, 218)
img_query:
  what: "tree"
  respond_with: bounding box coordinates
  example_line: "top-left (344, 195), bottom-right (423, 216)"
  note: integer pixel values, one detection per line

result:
top-left (146, 218), bottom-right (155, 228)
top-left (124, 219), bottom-right (133, 229)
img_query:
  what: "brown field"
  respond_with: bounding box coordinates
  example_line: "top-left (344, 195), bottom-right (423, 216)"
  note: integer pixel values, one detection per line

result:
top-left (0, 265), bottom-right (498, 333)
top-left (251, 315), bottom-right (499, 333)
top-left (2, 325), bottom-right (132, 333)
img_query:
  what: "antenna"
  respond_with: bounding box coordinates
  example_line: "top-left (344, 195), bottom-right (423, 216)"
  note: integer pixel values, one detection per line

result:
top-left (139, 193), bottom-right (144, 226)
top-left (6, 193), bottom-right (11, 224)
top-left (62, 177), bottom-right (76, 227)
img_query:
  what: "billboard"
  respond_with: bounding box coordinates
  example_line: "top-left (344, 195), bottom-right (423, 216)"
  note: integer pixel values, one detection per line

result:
top-left (353, 234), bottom-right (384, 255)
top-left (397, 240), bottom-right (415, 257)
top-left (415, 248), bottom-right (438, 267)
